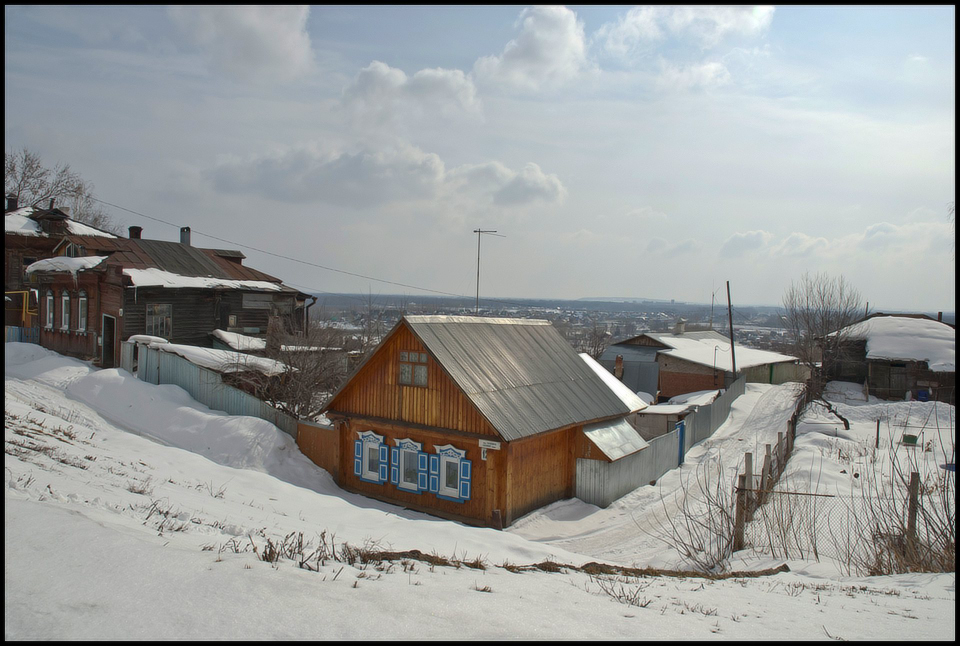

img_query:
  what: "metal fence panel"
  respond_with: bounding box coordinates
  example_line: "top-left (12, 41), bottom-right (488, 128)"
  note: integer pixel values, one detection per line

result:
top-left (120, 342), bottom-right (135, 374)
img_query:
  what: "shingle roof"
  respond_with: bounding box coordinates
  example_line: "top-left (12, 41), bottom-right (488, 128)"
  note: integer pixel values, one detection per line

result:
top-left (402, 315), bottom-right (631, 441)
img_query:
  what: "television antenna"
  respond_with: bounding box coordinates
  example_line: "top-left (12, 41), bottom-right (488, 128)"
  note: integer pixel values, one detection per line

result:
top-left (473, 228), bottom-right (505, 315)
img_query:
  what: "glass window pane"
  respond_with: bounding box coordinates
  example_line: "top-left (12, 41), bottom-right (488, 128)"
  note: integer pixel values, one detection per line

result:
top-left (414, 364), bottom-right (427, 386)
top-left (401, 451), bottom-right (418, 485)
top-left (419, 352), bottom-right (428, 363)
top-left (366, 445), bottom-right (379, 474)
top-left (444, 459), bottom-right (459, 490)
top-left (399, 363), bottom-right (412, 384)
top-left (399, 351), bottom-right (408, 362)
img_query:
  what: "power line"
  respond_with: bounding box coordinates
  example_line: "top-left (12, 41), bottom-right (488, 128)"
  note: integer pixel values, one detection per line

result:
top-left (88, 196), bottom-right (535, 310)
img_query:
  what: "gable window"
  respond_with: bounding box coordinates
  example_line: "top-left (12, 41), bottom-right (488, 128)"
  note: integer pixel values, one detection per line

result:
top-left (353, 431), bottom-right (388, 484)
top-left (60, 291), bottom-right (70, 331)
top-left (398, 350), bottom-right (428, 387)
top-left (63, 243), bottom-right (85, 258)
top-left (145, 303), bottom-right (173, 339)
top-left (45, 290), bottom-right (54, 329)
top-left (428, 444), bottom-right (472, 503)
top-left (77, 290), bottom-right (88, 332)
top-left (390, 438), bottom-right (427, 493)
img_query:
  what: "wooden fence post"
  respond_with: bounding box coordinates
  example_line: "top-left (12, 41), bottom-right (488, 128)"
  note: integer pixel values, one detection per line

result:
top-left (906, 471), bottom-right (920, 556)
top-left (760, 444), bottom-right (772, 505)
top-left (875, 419), bottom-right (880, 449)
top-left (744, 452), bottom-right (754, 520)
top-left (777, 432), bottom-right (785, 479)
top-left (734, 473), bottom-right (747, 552)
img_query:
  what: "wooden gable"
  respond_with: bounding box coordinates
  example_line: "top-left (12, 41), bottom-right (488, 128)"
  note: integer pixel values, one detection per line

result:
top-left (326, 321), bottom-right (500, 438)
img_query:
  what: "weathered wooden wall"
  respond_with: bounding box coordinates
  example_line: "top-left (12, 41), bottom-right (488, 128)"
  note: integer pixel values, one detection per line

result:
top-left (297, 421), bottom-right (340, 480)
top-left (504, 427), bottom-right (577, 525)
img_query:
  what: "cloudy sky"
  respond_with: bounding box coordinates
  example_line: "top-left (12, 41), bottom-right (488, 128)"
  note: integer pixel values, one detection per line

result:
top-left (4, 5), bottom-right (955, 311)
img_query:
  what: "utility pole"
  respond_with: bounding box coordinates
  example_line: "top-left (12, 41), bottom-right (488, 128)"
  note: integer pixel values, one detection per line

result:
top-left (473, 228), bottom-right (503, 315)
top-left (726, 280), bottom-right (737, 375)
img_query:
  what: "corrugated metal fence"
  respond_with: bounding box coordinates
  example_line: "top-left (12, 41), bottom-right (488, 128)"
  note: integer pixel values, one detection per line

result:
top-left (5, 326), bottom-right (40, 344)
top-left (576, 375), bottom-right (747, 508)
top-left (123, 342), bottom-right (299, 438)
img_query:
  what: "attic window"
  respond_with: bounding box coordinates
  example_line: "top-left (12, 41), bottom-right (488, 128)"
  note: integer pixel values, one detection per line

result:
top-left (399, 351), bottom-right (428, 387)
top-left (63, 243), bottom-right (84, 258)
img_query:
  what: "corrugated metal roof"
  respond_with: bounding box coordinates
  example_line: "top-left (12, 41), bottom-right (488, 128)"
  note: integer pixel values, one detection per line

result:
top-left (404, 315), bottom-right (631, 441)
top-left (583, 417), bottom-right (649, 461)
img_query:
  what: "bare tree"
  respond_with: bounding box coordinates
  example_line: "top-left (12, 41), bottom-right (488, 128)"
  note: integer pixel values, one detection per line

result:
top-left (5, 146), bottom-right (121, 234)
top-left (585, 316), bottom-right (611, 360)
top-left (781, 272), bottom-right (864, 399)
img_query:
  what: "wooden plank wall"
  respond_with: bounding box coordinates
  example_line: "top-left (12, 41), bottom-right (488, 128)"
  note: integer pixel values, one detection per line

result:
top-left (504, 427), bottom-right (577, 525)
top-left (337, 418), bottom-right (498, 526)
top-left (297, 421), bottom-right (340, 480)
top-left (329, 324), bottom-right (499, 437)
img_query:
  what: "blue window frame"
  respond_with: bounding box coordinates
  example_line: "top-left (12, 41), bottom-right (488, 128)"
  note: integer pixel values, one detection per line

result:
top-left (429, 444), bottom-right (472, 503)
top-left (390, 438), bottom-right (427, 494)
top-left (354, 431), bottom-right (388, 484)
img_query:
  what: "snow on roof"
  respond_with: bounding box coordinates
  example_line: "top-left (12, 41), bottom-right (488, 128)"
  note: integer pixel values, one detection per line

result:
top-left (212, 329), bottom-right (267, 352)
top-left (153, 342), bottom-right (288, 376)
top-left (5, 208), bottom-right (116, 238)
top-left (582, 416), bottom-right (649, 461)
top-left (25, 256), bottom-right (108, 276)
top-left (667, 389), bottom-right (722, 407)
top-left (650, 333), bottom-right (797, 371)
top-left (65, 220), bottom-right (117, 238)
top-left (839, 316), bottom-right (955, 372)
top-left (637, 403), bottom-right (693, 416)
top-left (579, 353), bottom-right (648, 413)
top-left (126, 335), bottom-right (169, 345)
top-left (124, 267), bottom-right (284, 291)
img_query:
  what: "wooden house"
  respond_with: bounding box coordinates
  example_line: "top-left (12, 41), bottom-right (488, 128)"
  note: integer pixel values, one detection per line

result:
top-left (827, 313), bottom-right (955, 404)
top-left (313, 315), bottom-right (648, 528)
top-left (23, 223), bottom-right (308, 368)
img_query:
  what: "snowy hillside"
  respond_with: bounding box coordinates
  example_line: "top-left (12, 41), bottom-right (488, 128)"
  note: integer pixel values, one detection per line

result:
top-left (5, 343), bottom-right (955, 640)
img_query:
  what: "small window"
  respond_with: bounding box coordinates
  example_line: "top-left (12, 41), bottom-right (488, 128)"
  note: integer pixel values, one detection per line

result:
top-left (391, 439), bottom-right (427, 493)
top-left (45, 290), bottom-right (54, 329)
top-left (77, 290), bottom-right (88, 332)
top-left (399, 349), bottom-right (428, 386)
top-left (63, 243), bottom-right (84, 258)
top-left (353, 431), bottom-right (387, 484)
top-left (145, 303), bottom-right (173, 339)
top-left (429, 444), bottom-right (472, 503)
top-left (60, 292), bottom-right (70, 330)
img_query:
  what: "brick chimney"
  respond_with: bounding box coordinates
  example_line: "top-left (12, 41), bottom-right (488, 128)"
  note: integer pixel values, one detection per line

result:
top-left (180, 226), bottom-right (191, 246)
top-left (5, 195), bottom-right (17, 211)
top-left (614, 354), bottom-right (624, 380)
top-left (674, 318), bottom-right (686, 335)
top-left (48, 198), bottom-right (56, 210)
top-left (129, 226), bottom-right (142, 239)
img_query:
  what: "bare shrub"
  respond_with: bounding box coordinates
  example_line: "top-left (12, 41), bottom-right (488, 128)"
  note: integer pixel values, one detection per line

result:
top-left (640, 457), bottom-right (736, 573)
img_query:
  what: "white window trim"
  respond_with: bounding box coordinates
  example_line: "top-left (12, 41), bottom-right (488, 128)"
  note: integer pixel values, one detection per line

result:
top-left (60, 292), bottom-right (70, 331)
top-left (358, 431), bottom-right (385, 483)
top-left (433, 444), bottom-right (466, 499)
top-left (45, 291), bottom-right (54, 329)
top-left (395, 438), bottom-right (422, 492)
top-left (77, 291), bottom-right (88, 332)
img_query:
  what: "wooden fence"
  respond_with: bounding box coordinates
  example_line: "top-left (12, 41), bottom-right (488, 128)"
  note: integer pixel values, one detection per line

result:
top-left (122, 341), bottom-right (299, 438)
top-left (576, 375), bottom-right (747, 508)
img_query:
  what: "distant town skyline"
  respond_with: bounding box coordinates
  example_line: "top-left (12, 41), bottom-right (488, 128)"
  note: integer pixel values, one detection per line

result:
top-left (4, 5), bottom-right (955, 310)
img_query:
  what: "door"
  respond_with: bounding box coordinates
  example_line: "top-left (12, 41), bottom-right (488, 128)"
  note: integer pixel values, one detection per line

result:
top-left (101, 314), bottom-right (116, 368)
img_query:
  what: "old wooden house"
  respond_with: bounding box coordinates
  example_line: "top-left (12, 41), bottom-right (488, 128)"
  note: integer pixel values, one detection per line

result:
top-left (24, 224), bottom-right (308, 367)
top-left (828, 313), bottom-right (955, 404)
top-left (310, 315), bottom-right (648, 528)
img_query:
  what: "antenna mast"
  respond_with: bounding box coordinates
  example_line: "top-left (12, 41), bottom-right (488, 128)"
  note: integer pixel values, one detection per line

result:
top-left (473, 228), bottom-right (503, 315)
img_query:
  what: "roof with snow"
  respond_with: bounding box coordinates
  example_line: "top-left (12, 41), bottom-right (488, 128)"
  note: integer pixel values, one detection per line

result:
top-left (642, 330), bottom-right (798, 371)
top-left (5, 206), bottom-right (117, 238)
top-left (837, 315), bottom-right (955, 372)
top-left (25, 256), bottom-right (108, 277)
top-left (151, 342), bottom-right (288, 376)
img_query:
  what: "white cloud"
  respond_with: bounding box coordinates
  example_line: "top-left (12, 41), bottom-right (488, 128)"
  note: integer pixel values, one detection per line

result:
top-left (770, 232), bottom-right (830, 257)
top-left (342, 61), bottom-right (481, 128)
top-left (719, 230), bottom-right (773, 257)
top-left (204, 143), bottom-right (565, 210)
top-left (473, 6), bottom-right (589, 92)
top-left (645, 237), bottom-right (702, 255)
top-left (656, 60), bottom-right (731, 90)
top-left (626, 206), bottom-right (669, 226)
top-left (167, 5), bottom-right (314, 83)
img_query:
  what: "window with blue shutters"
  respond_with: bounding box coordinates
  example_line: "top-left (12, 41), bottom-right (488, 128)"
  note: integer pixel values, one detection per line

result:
top-left (391, 438), bottom-right (426, 493)
top-left (354, 431), bottom-right (386, 484)
top-left (431, 444), bottom-right (471, 503)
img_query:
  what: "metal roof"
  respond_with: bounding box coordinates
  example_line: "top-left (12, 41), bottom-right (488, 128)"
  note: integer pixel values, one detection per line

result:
top-left (404, 315), bottom-right (631, 441)
top-left (583, 417), bottom-right (649, 461)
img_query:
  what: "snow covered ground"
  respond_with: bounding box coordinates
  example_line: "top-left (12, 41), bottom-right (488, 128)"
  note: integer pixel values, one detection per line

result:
top-left (5, 343), bottom-right (955, 640)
